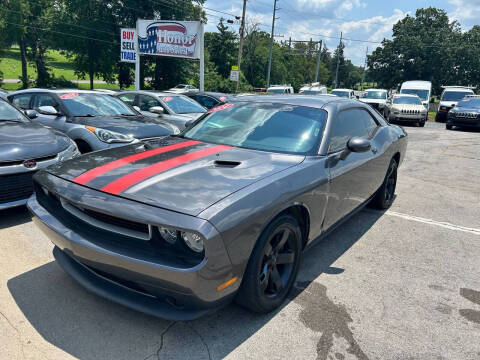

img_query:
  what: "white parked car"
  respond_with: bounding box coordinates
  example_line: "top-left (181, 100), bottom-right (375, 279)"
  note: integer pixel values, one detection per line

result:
top-left (400, 80), bottom-right (432, 121)
top-left (168, 84), bottom-right (199, 94)
top-left (385, 94), bottom-right (427, 127)
top-left (299, 83), bottom-right (327, 95)
top-left (330, 88), bottom-right (356, 99)
top-left (359, 89), bottom-right (389, 117)
top-left (267, 85), bottom-right (294, 94)
top-left (435, 86), bottom-right (475, 123)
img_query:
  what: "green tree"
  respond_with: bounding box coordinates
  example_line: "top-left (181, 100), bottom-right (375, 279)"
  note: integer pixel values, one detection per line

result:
top-left (205, 19), bottom-right (237, 79)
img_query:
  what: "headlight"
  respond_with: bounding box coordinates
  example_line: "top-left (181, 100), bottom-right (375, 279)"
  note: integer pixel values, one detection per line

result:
top-left (440, 106), bottom-right (447, 111)
top-left (58, 141), bottom-right (80, 161)
top-left (181, 231), bottom-right (204, 253)
top-left (158, 226), bottom-right (178, 244)
top-left (86, 126), bottom-right (134, 144)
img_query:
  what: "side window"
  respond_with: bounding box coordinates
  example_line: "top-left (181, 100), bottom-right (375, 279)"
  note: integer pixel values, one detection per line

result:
top-left (33, 94), bottom-right (60, 111)
top-left (11, 94), bottom-right (32, 109)
top-left (357, 109), bottom-right (379, 137)
top-left (137, 94), bottom-right (161, 111)
top-left (118, 94), bottom-right (135, 106)
top-left (196, 96), bottom-right (217, 109)
top-left (328, 109), bottom-right (370, 153)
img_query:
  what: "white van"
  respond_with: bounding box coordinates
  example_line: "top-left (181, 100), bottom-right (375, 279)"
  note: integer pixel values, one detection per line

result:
top-left (267, 85), bottom-right (294, 94)
top-left (435, 86), bottom-right (475, 122)
top-left (400, 80), bottom-right (432, 120)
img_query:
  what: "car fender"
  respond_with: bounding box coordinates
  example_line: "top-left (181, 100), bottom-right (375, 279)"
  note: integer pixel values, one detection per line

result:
top-left (66, 124), bottom-right (109, 151)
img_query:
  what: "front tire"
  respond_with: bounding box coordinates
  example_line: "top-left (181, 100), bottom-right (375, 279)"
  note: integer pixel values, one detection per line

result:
top-left (235, 215), bottom-right (302, 313)
top-left (371, 158), bottom-right (398, 209)
top-left (419, 120), bottom-right (425, 127)
top-left (446, 124), bottom-right (453, 130)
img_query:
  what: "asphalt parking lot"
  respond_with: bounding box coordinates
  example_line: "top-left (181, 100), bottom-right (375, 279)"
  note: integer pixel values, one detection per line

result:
top-left (1, 122), bottom-right (479, 360)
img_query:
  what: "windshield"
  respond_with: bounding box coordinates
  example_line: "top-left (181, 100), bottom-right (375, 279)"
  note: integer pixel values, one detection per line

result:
top-left (0, 100), bottom-right (28, 122)
top-left (267, 88), bottom-right (288, 94)
top-left (362, 91), bottom-right (387, 99)
top-left (330, 90), bottom-right (349, 97)
top-left (173, 84), bottom-right (187, 89)
top-left (393, 96), bottom-right (422, 105)
top-left (456, 98), bottom-right (480, 108)
top-left (183, 102), bottom-right (327, 155)
top-left (441, 91), bottom-right (473, 101)
top-left (60, 93), bottom-right (136, 116)
top-left (300, 90), bottom-right (323, 95)
top-left (162, 96), bottom-right (206, 114)
top-left (401, 89), bottom-right (429, 101)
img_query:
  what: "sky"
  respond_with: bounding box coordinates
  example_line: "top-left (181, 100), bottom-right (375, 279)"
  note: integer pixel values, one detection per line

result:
top-left (203, 0), bottom-right (480, 65)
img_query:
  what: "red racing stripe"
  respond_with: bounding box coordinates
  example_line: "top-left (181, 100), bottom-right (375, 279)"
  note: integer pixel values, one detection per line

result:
top-left (101, 144), bottom-right (232, 195)
top-left (73, 140), bottom-right (201, 185)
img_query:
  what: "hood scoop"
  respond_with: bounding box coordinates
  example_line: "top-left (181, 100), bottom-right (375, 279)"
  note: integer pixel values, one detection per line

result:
top-left (214, 160), bottom-right (241, 168)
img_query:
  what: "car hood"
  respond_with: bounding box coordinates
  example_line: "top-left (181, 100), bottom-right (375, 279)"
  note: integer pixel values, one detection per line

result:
top-left (360, 98), bottom-right (386, 105)
top-left (45, 137), bottom-right (304, 216)
top-left (169, 113), bottom-right (205, 121)
top-left (439, 100), bottom-right (460, 108)
top-left (0, 121), bottom-right (70, 162)
top-left (392, 104), bottom-right (426, 111)
top-left (70, 115), bottom-right (173, 138)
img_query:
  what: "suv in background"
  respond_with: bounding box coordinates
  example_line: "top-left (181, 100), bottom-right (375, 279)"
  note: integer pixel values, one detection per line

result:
top-left (330, 89), bottom-right (356, 99)
top-left (359, 89), bottom-right (389, 117)
top-left (435, 86), bottom-right (475, 123)
top-left (168, 84), bottom-right (198, 94)
top-left (267, 85), bottom-right (294, 94)
top-left (299, 83), bottom-right (327, 95)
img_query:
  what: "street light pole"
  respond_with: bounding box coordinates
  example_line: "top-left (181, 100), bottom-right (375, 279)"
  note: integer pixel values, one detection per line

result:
top-left (235, 0), bottom-right (247, 93)
top-left (334, 32), bottom-right (342, 89)
top-left (266, 0), bottom-right (279, 89)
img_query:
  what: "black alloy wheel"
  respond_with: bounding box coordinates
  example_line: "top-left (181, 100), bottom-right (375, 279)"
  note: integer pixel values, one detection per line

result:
top-left (236, 215), bottom-right (302, 313)
top-left (371, 158), bottom-right (398, 209)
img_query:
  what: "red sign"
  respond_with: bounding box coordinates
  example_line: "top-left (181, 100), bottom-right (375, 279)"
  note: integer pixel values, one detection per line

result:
top-left (60, 92), bottom-right (79, 99)
top-left (162, 96), bottom-right (173, 102)
top-left (207, 103), bottom-right (233, 113)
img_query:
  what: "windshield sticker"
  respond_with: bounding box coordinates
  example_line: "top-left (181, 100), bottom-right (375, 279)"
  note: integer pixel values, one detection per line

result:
top-left (162, 96), bottom-right (173, 102)
top-left (60, 92), bottom-right (79, 99)
top-left (207, 103), bottom-right (233, 113)
top-left (219, 96), bottom-right (227, 102)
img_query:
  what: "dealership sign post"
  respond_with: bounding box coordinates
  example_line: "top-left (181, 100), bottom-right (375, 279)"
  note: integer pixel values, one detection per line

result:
top-left (129, 20), bottom-right (204, 91)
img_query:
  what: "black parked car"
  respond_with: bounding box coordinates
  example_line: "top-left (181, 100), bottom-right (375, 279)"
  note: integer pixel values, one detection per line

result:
top-left (28, 95), bottom-right (407, 319)
top-left (183, 91), bottom-right (230, 110)
top-left (446, 96), bottom-right (480, 130)
top-left (8, 89), bottom-right (176, 153)
top-left (0, 98), bottom-right (79, 210)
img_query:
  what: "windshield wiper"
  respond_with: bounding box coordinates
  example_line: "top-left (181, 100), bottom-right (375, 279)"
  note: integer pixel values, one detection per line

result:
top-left (120, 113), bottom-right (136, 116)
top-left (76, 114), bottom-right (97, 117)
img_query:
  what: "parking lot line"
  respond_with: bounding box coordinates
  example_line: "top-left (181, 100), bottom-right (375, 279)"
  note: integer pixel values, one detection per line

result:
top-left (380, 210), bottom-right (480, 236)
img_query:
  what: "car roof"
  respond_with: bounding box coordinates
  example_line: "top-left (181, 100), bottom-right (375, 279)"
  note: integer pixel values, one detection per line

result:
top-left (117, 90), bottom-right (187, 97)
top-left (184, 91), bottom-right (227, 97)
top-left (394, 94), bottom-right (419, 98)
top-left (365, 88), bottom-right (387, 92)
top-left (442, 87), bottom-right (474, 92)
top-left (228, 94), bottom-right (353, 109)
top-left (8, 88), bottom-right (104, 96)
top-left (331, 88), bottom-right (353, 92)
top-left (401, 80), bottom-right (432, 89)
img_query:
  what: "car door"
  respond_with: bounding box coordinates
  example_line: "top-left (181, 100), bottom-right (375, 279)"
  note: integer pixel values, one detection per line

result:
top-left (322, 107), bottom-right (380, 230)
top-left (10, 93), bottom-right (33, 110)
top-left (194, 95), bottom-right (219, 109)
top-left (31, 93), bottom-right (66, 130)
top-left (117, 93), bottom-right (136, 107)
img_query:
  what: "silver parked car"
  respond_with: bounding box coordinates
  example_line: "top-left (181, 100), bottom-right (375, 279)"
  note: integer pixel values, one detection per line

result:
top-left (8, 89), bottom-right (175, 153)
top-left (115, 91), bottom-right (206, 129)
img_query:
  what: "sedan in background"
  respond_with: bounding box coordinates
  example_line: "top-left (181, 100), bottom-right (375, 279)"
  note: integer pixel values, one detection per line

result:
top-left (115, 91), bottom-right (206, 129)
top-left (8, 89), bottom-right (175, 153)
top-left (28, 95), bottom-right (407, 320)
top-left (183, 91), bottom-right (230, 110)
top-left (0, 98), bottom-right (79, 210)
top-left (446, 96), bottom-right (480, 130)
top-left (385, 94), bottom-right (427, 127)
top-left (168, 84), bottom-right (198, 93)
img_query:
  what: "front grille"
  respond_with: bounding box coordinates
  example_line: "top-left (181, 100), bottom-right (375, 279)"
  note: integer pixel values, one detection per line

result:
top-left (0, 172), bottom-right (36, 204)
top-left (401, 109), bottom-right (421, 114)
top-left (61, 199), bottom-right (151, 240)
top-left (0, 154), bottom-right (57, 167)
top-left (451, 112), bottom-right (478, 119)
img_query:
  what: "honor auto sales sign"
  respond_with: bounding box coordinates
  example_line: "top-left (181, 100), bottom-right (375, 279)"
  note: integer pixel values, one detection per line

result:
top-left (120, 28), bottom-right (137, 63)
top-left (137, 20), bottom-right (201, 59)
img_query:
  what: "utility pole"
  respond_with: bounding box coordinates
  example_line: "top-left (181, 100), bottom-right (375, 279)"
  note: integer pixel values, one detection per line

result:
top-left (361, 47), bottom-right (368, 90)
top-left (266, 0), bottom-right (279, 89)
top-left (314, 40), bottom-right (323, 83)
top-left (334, 32), bottom-right (342, 89)
top-left (235, 0), bottom-right (247, 93)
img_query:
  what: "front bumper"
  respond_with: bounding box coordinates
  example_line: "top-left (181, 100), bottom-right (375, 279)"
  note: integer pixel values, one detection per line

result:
top-left (435, 111), bottom-right (449, 122)
top-left (447, 117), bottom-right (480, 129)
top-left (27, 172), bottom-right (238, 320)
top-left (389, 114), bottom-right (425, 123)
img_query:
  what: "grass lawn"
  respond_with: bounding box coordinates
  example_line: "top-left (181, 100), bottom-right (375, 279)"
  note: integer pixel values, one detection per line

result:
top-left (1, 81), bottom-right (134, 92)
top-left (0, 47), bottom-right (102, 81)
top-left (428, 111), bottom-right (436, 122)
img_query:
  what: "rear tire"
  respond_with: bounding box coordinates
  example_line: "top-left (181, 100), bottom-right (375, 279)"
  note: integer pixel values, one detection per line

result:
top-left (371, 158), bottom-right (398, 209)
top-left (235, 215), bottom-right (302, 313)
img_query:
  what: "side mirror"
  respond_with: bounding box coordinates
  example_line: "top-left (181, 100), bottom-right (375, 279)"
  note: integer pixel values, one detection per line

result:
top-left (38, 105), bottom-right (59, 116)
top-left (149, 106), bottom-right (164, 115)
top-left (356, 95), bottom-right (360, 100)
top-left (133, 105), bottom-right (141, 112)
top-left (24, 109), bottom-right (38, 119)
top-left (184, 120), bottom-right (194, 128)
top-left (347, 137), bottom-right (371, 153)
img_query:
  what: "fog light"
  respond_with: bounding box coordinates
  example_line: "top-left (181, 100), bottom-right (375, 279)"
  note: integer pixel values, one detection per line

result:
top-left (181, 231), bottom-right (204, 253)
top-left (158, 227), bottom-right (178, 244)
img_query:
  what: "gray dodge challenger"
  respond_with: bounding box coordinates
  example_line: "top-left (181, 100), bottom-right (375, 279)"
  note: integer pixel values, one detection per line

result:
top-left (28, 95), bottom-right (407, 320)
